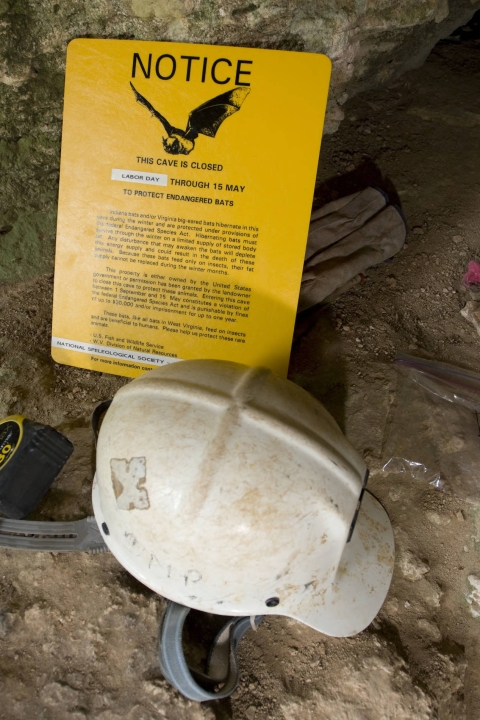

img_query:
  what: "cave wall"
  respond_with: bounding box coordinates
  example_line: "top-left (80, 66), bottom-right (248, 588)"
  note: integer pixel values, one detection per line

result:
top-left (0, 0), bottom-right (478, 282)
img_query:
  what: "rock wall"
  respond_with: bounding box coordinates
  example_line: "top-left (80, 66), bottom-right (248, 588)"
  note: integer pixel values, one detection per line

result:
top-left (0, 0), bottom-right (478, 282)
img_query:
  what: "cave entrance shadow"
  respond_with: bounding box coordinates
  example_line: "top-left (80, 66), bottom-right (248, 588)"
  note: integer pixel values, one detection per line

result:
top-left (290, 166), bottom-right (405, 432)
top-left (291, 302), bottom-right (347, 433)
top-left (312, 159), bottom-right (402, 212)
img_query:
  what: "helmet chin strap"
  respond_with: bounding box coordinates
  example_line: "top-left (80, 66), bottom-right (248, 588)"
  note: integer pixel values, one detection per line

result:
top-left (159, 600), bottom-right (264, 702)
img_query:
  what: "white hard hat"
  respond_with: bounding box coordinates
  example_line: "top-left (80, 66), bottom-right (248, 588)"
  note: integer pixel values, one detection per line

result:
top-left (93, 360), bottom-right (394, 699)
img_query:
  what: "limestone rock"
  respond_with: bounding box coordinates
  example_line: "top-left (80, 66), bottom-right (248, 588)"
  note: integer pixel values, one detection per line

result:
top-left (426, 511), bottom-right (451, 526)
top-left (466, 574), bottom-right (480, 617)
top-left (40, 682), bottom-right (81, 709)
top-left (417, 618), bottom-right (442, 641)
top-left (281, 653), bottom-right (434, 719)
top-left (399, 550), bottom-right (430, 581)
top-left (1, 0), bottom-right (479, 280)
top-left (461, 300), bottom-right (480, 336)
top-left (422, 580), bottom-right (443, 608)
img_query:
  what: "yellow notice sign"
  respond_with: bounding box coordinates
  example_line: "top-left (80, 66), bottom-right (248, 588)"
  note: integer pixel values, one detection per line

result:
top-left (52, 39), bottom-right (331, 378)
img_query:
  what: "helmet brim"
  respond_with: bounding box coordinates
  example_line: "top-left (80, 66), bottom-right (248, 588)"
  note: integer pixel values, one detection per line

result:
top-left (290, 491), bottom-right (394, 637)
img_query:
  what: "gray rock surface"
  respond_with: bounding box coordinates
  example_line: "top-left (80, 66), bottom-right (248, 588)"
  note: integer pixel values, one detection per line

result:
top-left (0, 0), bottom-right (479, 281)
top-left (1, 29), bottom-right (480, 716)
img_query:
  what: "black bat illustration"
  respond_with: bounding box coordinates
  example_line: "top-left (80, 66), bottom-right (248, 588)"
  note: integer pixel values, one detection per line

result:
top-left (130, 82), bottom-right (250, 155)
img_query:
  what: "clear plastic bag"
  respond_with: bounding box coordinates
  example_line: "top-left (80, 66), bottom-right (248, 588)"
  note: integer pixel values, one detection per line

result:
top-left (382, 354), bottom-right (480, 504)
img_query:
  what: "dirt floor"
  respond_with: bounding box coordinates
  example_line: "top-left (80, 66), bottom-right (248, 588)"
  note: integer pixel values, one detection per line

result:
top-left (1, 19), bottom-right (480, 720)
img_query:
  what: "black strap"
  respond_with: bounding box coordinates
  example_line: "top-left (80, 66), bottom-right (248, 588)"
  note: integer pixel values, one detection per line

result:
top-left (91, 400), bottom-right (112, 445)
top-left (347, 469), bottom-right (369, 543)
top-left (158, 600), bottom-right (263, 701)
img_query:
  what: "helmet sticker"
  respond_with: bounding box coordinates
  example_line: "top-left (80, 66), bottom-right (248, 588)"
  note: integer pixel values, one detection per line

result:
top-left (110, 457), bottom-right (150, 511)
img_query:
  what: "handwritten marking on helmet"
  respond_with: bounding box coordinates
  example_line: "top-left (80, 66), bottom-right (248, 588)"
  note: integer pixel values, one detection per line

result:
top-left (110, 457), bottom-right (150, 511)
top-left (185, 569), bottom-right (202, 586)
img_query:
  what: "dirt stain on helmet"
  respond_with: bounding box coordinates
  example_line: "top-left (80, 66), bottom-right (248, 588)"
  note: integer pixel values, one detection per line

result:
top-left (110, 457), bottom-right (150, 511)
